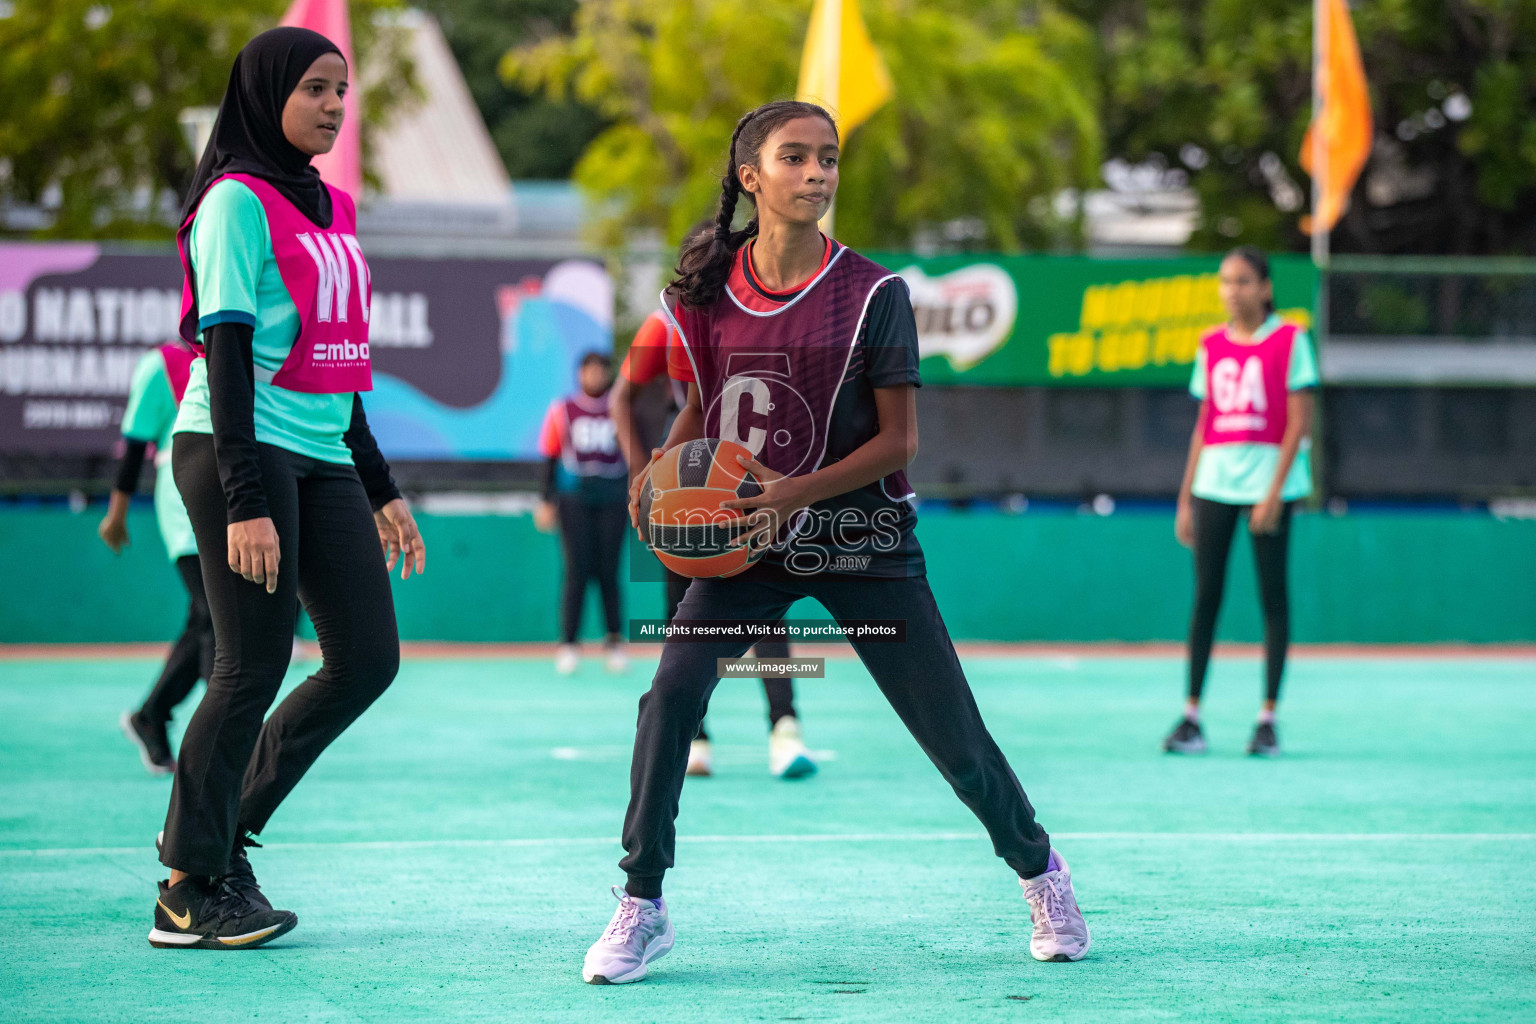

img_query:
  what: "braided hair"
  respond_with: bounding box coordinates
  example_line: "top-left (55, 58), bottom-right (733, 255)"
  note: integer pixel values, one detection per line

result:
top-left (670, 100), bottom-right (838, 309)
top-left (1226, 245), bottom-right (1276, 315)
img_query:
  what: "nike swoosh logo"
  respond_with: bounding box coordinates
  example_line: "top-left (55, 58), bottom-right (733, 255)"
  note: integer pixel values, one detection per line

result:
top-left (158, 900), bottom-right (193, 929)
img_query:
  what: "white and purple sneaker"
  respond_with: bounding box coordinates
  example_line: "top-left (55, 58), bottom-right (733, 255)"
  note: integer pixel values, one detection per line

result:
top-left (1020, 850), bottom-right (1091, 962)
top-left (582, 886), bottom-right (673, 984)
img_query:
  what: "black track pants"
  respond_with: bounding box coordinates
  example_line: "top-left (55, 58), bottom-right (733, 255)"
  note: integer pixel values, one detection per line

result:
top-left (163, 432), bottom-right (399, 876)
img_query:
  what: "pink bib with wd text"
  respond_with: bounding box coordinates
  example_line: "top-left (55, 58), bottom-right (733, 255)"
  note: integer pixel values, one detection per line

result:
top-left (1200, 322), bottom-right (1295, 446)
top-left (177, 174), bottom-right (372, 394)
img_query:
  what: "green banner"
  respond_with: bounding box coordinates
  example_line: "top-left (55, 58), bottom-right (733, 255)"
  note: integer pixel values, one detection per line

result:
top-left (867, 253), bottom-right (1317, 387)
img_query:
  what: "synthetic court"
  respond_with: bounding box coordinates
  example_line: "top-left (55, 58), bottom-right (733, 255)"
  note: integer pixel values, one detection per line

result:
top-left (3, 647), bottom-right (1532, 1022)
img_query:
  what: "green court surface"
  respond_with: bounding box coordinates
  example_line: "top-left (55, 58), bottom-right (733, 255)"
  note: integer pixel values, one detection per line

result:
top-left (2, 651), bottom-right (1533, 1023)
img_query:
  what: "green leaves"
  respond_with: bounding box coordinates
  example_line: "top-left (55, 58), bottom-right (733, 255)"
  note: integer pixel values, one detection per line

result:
top-left (0, 0), bottom-right (415, 239)
top-left (507, 0), bottom-right (1100, 250)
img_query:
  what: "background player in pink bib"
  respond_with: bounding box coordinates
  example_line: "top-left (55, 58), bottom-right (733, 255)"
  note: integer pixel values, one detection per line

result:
top-left (1166, 247), bottom-right (1319, 758)
top-left (581, 101), bottom-right (1089, 986)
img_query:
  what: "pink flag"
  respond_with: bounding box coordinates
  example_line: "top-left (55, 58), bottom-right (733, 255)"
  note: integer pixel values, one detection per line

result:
top-left (280, 0), bottom-right (362, 197)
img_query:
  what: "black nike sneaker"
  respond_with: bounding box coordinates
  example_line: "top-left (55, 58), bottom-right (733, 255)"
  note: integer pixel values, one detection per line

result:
top-left (120, 709), bottom-right (174, 775)
top-left (1246, 721), bottom-right (1281, 757)
top-left (223, 834), bottom-right (272, 910)
top-left (148, 876), bottom-right (296, 950)
top-left (156, 830), bottom-right (271, 910)
top-left (1161, 717), bottom-right (1207, 754)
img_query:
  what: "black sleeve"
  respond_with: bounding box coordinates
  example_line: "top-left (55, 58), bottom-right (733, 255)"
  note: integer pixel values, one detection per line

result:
top-left (204, 321), bottom-right (269, 524)
top-left (860, 279), bottom-right (923, 388)
top-left (541, 456), bottom-right (558, 502)
top-left (344, 393), bottom-right (402, 512)
top-left (113, 439), bottom-right (149, 495)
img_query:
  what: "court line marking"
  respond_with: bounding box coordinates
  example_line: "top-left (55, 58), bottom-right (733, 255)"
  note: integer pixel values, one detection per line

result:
top-left (4, 642), bottom-right (1534, 661)
top-left (5, 831), bottom-right (1534, 858)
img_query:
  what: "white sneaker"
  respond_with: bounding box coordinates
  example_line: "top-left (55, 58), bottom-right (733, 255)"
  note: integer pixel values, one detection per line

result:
top-left (685, 738), bottom-right (713, 777)
top-left (604, 644), bottom-right (628, 674)
top-left (555, 644), bottom-right (580, 675)
top-left (768, 716), bottom-right (817, 779)
top-left (582, 886), bottom-right (673, 984)
top-left (1020, 850), bottom-right (1091, 962)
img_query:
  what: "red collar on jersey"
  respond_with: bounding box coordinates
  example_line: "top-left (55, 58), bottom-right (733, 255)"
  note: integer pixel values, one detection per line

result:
top-left (726, 234), bottom-right (840, 313)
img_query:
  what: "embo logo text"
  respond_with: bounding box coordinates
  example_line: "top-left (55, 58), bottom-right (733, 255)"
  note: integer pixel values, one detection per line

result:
top-left (311, 338), bottom-right (369, 365)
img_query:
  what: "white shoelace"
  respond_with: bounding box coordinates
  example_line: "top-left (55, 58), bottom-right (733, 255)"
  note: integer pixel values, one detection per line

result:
top-left (601, 885), bottom-right (654, 944)
top-left (1024, 875), bottom-right (1069, 930)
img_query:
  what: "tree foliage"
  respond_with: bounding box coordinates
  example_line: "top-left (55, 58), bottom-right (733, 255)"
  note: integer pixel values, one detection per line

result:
top-left (412, 0), bottom-right (605, 179)
top-left (1068, 0), bottom-right (1536, 254)
top-left (505, 0), bottom-right (1101, 250)
top-left (0, 0), bottom-right (415, 239)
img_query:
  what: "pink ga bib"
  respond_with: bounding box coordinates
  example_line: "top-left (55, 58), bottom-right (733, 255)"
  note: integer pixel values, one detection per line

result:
top-left (177, 173), bottom-right (372, 394)
top-left (1200, 322), bottom-right (1295, 446)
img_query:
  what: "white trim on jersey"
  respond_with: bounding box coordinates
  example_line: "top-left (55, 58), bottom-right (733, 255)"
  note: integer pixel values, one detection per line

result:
top-left (724, 245), bottom-right (849, 318)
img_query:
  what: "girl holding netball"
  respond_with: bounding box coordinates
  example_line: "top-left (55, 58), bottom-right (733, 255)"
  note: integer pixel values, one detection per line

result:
top-left (582, 101), bottom-right (1088, 985)
top-left (1164, 246), bottom-right (1317, 757)
top-left (610, 246), bottom-right (816, 779)
top-left (153, 27), bottom-right (424, 950)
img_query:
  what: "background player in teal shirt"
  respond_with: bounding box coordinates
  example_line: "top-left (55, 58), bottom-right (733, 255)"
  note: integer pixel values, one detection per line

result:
top-left (99, 343), bottom-right (209, 776)
top-left (1165, 247), bottom-right (1317, 759)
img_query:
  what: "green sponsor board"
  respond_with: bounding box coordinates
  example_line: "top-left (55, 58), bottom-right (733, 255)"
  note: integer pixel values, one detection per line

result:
top-left (867, 253), bottom-right (1318, 387)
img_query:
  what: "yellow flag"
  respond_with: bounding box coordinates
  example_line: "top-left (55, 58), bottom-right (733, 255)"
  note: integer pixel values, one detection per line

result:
top-left (1300, 0), bottom-right (1373, 234)
top-left (796, 0), bottom-right (894, 137)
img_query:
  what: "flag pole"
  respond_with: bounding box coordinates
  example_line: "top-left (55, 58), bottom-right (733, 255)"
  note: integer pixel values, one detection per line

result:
top-left (1309, 0), bottom-right (1330, 504)
top-left (820, 0), bottom-right (842, 238)
top-left (1311, 0), bottom-right (1329, 270)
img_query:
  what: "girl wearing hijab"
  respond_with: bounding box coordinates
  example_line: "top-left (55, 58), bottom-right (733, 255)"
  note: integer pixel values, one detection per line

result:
top-left (151, 27), bottom-right (425, 951)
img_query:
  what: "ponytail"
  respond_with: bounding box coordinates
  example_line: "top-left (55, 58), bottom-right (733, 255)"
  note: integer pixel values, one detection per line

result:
top-left (670, 100), bottom-right (837, 309)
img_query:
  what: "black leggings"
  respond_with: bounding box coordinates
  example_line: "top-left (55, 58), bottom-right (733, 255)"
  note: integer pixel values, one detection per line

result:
top-left (621, 566), bottom-right (1050, 897)
top-left (163, 432), bottom-right (399, 877)
top-left (139, 555), bottom-right (215, 723)
top-left (1187, 496), bottom-right (1293, 705)
top-left (557, 496), bottom-right (626, 644)
top-left (665, 570), bottom-right (795, 737)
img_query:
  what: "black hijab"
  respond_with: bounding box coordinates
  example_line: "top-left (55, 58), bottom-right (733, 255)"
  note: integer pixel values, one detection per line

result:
top-left (181, 27), bottom-right (344, 229)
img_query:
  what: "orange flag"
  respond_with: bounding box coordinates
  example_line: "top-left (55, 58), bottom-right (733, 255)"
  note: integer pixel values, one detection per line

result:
top-left (1300, 0), bottom-right (1372, 234)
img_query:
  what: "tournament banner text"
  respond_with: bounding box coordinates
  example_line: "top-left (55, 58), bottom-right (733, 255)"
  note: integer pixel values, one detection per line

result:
top-left (868, 252), bottom-right (1317, 387)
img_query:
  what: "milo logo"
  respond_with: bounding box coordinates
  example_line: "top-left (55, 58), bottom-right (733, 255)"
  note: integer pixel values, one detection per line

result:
top-left (897, 264), bottom-right (1017, 372)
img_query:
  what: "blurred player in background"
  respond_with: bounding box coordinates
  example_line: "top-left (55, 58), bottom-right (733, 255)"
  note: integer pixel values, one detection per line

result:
top-left (1167, 246), bottom-right (1318, 758)
top-left (99, 340), bottom-right (207, 776)
top-left (537, 351), bottom-right (630, 675)
top-left (610, 238), bottom-right (816, 780)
